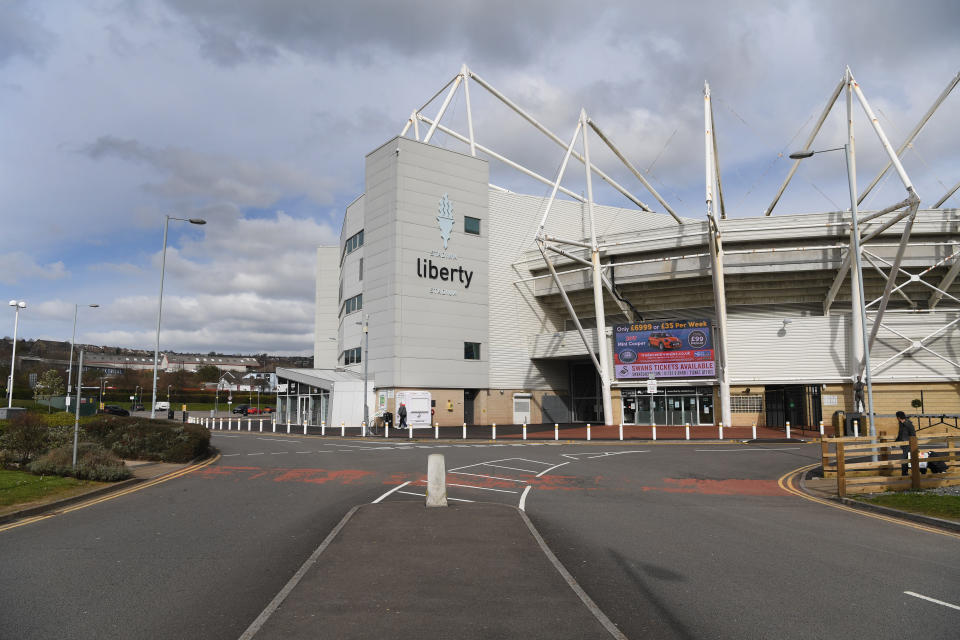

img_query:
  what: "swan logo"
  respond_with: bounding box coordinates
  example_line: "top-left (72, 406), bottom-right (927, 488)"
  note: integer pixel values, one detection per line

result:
top-left (437, 193), bottom-right (455, 249)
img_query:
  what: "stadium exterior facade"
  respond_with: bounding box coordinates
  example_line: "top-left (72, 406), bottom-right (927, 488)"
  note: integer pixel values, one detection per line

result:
top-left (276, 66), bottom-right (959, 438)
top-left (274, 135), bottom-right (960, 438)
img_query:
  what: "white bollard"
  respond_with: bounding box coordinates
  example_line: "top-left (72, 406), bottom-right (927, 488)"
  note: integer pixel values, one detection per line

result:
top-left (685, 423), bottom-right (690, 440)
top-left (752, 423), bottom-right (757, 440)
top-left (555, 423), bottom-right (559, 441)
top-left (819, 420), bottom-right (825, 437)
top-left (586, 424), bottom-right (591, 441)
top-left (260, 419), bottom-right (264, 433)
top-left (462, 423), bottom-right (466, 439)
top-left (272, 418), bottom-right (276, 433)
top-left (322, 421), bottom-right (326, 436)
top-left (435, 422), bottom-right (439, 439)
top-left (652, 425), bottom-right (657, 441)
top-left (362, 421), bottom-right (367, 437)
top-left (408, 422), bottom-right (413, 440)
top-left (523, 423), bottom-right (527, 440)
top-left (492, 423), bottom-right (497, 440)
top-left (341, 422), bottom-right (345, 437)
top-left (853, 420), bottom-right (859, 438)
top-left (619, 424), bottom-right (623, 441)
top-left (303, 422), bottom-right (307, 435)
top-left (719, 423), bottom-right (724, 440)
top-left (786, 421), bottom-right (791, 439)
top-left (286, 421), bottom-right (291, 434)
top-left (426, 454), bottom-right (447, 508)
top-left (248, 419), bottom-right (252, 432)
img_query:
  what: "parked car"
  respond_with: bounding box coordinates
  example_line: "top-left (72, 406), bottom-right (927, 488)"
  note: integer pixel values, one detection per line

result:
top-left (244, 406), bottom-right (260, 415)
top-left (131, 403), bottom-right (145, 412)
top-left (648, 332), bottom-right (681, 350)
top-left (100, 405), bottom-right (130, 416)
top-left (260, 407), bottom-right (274, 414)
top-left (232, 404), bottom-right (250, 415)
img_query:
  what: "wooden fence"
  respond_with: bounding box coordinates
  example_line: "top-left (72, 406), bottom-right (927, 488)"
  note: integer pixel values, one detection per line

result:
top-left (820, 435), bottom-right (960, 497)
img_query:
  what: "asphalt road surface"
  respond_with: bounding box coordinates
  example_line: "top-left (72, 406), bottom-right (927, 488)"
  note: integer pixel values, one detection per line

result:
top-left (1, 432), bottom-right (957, 639)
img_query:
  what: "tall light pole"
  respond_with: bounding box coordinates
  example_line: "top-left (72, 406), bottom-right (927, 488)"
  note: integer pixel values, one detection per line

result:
top-left (67, 303), bottom-right (98, 410)
top-left (7, 300), bottom-right (26, 408)
top-left (150, 215), bottom-right (206, 418)
top-left (356, 317), bottom-right (369, 429)
top-left (789, 144), bottom-right (876, 435)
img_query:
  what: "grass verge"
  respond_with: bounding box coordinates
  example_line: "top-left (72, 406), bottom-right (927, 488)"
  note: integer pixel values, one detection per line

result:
top-left (858, 491), bottom-right (960, 521)
top-left (0, 468), bottom-right (100, 511)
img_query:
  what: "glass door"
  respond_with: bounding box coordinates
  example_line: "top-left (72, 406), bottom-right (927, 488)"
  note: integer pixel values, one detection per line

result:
top-left (652, 395), bottom-right (667, 426)
top-left (298, 396), bottom-right (310, 425)
top-left (622, 392), bottom-right (638, 425)
top-left (698, 393), bottom-right (713, 425)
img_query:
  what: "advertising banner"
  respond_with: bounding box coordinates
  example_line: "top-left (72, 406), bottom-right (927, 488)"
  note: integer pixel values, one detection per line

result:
top-left (613, 320), bottom-right (715, 379)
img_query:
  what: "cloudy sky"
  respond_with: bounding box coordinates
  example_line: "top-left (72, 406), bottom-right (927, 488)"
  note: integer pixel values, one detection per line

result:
top-left (2, 0), bottom-right (958, 356)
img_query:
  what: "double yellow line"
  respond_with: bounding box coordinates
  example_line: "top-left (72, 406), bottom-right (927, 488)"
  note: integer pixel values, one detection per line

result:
top-left (778, 463), bottom-right (960, 540)
top-left (0, 453), bottom-right (221, 534)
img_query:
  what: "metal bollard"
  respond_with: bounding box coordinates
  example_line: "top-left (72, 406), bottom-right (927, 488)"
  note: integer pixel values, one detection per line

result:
top-left (685, 423), bottom-right (690, 440)
top-left (652, 425), bottom-right (657, 441)
top-left (341, 422), bottom-right (345, 437)
top-left (408, 422), bottom-right (413, 440)
top-left (322, 421), bottom-right (326, 436)
top-left (523, 423), bottom-right (527, 440)
top-left (719, 423), bottom-right (724, 440)
top-left (272, 418), bottom-right (276, 433)
top-left (462, 423), bottom-right (467, 440)
top-left (752, 423), bottom-right (757, 440)
top-left (362, 421), bottom-right (367, 437)
top-left (619, 423), bottom-right (623, 441)
top-left (435, 422), bottom-right (439, 439)
top-left (554, 423), bottom-right (559, 441)
top-left (303, 422), bottom-right (307, 435)
top-left (786, 421), bottom-right (791, 439)
top-left (586, 424), bottom-right (591, 441)
top-left (492, 423), bottom-right (497, 440)
top-left (260, 419), bottom-right (264, 433)
top-left (819, 420), bottom-right (824, 437)
top-left (286, 421), bottom-right (291, 434)
top-left (248, 419), bottom-right (252, 432)
top-left (853, 420), bottom-right (859, 438)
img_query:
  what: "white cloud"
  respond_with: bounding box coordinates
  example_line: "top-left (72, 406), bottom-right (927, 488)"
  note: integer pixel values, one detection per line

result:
top-left (0, 252), bottom-right (68, 285)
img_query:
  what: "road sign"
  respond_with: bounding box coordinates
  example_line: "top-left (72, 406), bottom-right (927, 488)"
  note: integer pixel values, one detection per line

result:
top-left (647, 379), bottom-right (658, 394)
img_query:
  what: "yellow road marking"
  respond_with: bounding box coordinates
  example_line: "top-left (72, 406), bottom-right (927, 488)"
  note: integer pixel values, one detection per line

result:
top-left (778, 464), bottom-right (960, 540)
top-left (0, 454), bottom-right (221, 534)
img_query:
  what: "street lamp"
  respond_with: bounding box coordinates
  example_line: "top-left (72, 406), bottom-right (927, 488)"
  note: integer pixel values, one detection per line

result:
top-left (7, 300), bottom-right (26, 408)
top-left (790, 143), bottom-right (876, 436)
top-left (100, 377), bottom-right (110, 407)
top-left (150, 215), bottom-right (206, 418)
top-left (66, 303), bottom-right (99, 409)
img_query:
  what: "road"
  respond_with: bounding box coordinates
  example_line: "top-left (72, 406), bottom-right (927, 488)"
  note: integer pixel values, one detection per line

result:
top-left (1, 432), bottom-right (957, 639)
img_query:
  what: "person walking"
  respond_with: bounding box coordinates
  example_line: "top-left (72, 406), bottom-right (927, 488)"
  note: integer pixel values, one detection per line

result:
top-left (895, 410), bottom-right (916, 476)
top-left (397, 402), bottom-right (407, 430)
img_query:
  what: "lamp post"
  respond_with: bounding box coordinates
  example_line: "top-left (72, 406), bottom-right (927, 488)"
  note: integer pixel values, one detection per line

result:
top-left (66, 303), bottom-right (98, 410)
top-left (356, 317), bottom-right (369, 429)
top-left (150, 215), bottom-right (206, 418)
top-left (789, 144), bottom-right (876, 436)
top-left (7, 300), bottom-right (26, 408)
top-left (99, 376), bottom-right (110, 407)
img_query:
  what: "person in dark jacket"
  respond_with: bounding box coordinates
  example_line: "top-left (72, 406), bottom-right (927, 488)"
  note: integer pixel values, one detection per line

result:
top-left (895, 410), bottom-right (916, 476)
top-left (397, 402), bottom-right (407, 430)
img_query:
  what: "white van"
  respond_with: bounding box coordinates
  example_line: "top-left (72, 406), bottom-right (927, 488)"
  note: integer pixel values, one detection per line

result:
top-left (154, 401), bottom-right (170, 411)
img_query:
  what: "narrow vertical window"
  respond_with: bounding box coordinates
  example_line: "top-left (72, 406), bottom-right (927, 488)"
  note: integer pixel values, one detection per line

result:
top-left (359, 257), bottom-right (363, 281)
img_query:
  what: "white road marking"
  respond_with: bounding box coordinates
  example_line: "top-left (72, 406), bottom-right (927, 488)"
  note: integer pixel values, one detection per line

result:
top-left (271, 452), bottom-right (288, 455)
top-left (482, 464), bottom-right (541, 474)
top-left (222, 453), bottom-right (241, 457)
top-left (247, 453), bottom-right (264, 456)
top-left (449, 471), bottom-right (529, 484)
top-left (904, 591), bottom-right (960, 611)
top-left (296, 451), bottom-right (312, 454)
top-left (372, 481), bottom-right (411, 504)
top-left (519, 486), bottom-right (531, 511)
top-left (536, 462), bottom-right (570, 478)
top-left (396, 490), bottom-right (473, 503)
top-left (445, 483), bottom-right (519, 494)
top-left (586, 451), bottom-right (649, 459)
top-left (257, 438), bottom-right (300, 443)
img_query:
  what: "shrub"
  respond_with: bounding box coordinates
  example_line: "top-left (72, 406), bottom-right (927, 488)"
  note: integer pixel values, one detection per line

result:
top-left (81, 415), bottom-right (210, 463)
top-left (0, 413), bottom-right (52, 465)
top-left (29, 443), bottom-right (132, 482)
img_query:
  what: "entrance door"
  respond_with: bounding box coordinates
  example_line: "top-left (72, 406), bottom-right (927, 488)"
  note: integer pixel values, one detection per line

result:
top-left (298, 396), bottom-right (310, 425)
top-left (464, 389), bottom-right (478, 425)
top-left (652, 395), bottom-right (667, 425)
top-left (622, 393), bottom-right (637, 424)
top-left (698, 393), bottom-right (713, 425)
top-left (513, 394), bottom-right (531, 424)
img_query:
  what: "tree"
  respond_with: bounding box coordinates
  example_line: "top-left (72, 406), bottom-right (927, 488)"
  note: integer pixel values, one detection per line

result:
top-left (196, 365), bottom-right (221, 382)
top-left (33, 369), bottom-right (65, 413)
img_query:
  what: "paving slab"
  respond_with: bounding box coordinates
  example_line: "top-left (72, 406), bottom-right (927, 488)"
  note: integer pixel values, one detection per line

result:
top-left (249, 501), bottom-right (616, 639)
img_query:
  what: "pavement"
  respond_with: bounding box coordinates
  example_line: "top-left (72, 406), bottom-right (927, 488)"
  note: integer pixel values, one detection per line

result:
top-left (242, 501), bottom-right (620, 640)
